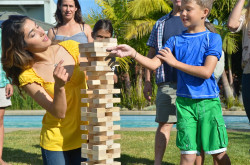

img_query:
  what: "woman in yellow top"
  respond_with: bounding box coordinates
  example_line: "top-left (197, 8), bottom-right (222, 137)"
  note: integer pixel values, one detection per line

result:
top-left (1, 15), bottom-right (88, 165)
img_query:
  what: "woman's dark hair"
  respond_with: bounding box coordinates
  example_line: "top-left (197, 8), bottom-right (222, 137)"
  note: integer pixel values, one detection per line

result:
top-left (54, 0), bottom-right (84, 27)
top-left (1, 15), bottom-right (34, 92)
top-left (205, 22), bottom-right (217, 33)
top-left (92, 19), bottom-right (113, 37)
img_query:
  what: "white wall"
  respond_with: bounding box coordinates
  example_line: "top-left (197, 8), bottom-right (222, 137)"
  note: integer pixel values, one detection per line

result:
top-left (0, 0), bottom-right (56, 24)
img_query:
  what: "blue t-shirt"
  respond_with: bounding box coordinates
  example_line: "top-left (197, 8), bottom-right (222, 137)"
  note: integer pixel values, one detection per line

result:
top-left (160, 15), bottom-right (187, 83)
top-left (163, 30), bottom-right (222, 99)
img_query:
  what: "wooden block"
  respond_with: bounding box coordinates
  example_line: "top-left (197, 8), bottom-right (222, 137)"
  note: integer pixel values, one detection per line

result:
top-left (86, 71), bottom-right (114, 76)
top-left (85, 150), bottom-right (120, 161)
top-left (90, 61), bottom-right (109, 66)
top-left (93, 134), bottom-right (121, 142)
top-left (79, 42), bottom-right (117, 48)
top-left (81, 89), bottom-right (120, 95)
top-left (80, 61), bottom-right (91, 67)
top-left (93, 98), bottom-right (120, 104)
top-left (81, 89), bottom-right (93, 95)
top-left (80, 52), bottom-right (112, 58)
top-left (81, 116), bottom-right (120, 123)
top-left (88, 84), bottom-right (114, 90)
top-left (79, 47), bottom-right (107, 53)
top-left (89, 103), bottom-right (114, 109)
top-left (91, 107), bottom-right (120, 113)
top-left (92, 143), bottom-right (120, 151)
top-left (87, 75), bottom-right (114, 81)
top-left (97, 38), bottom-right (117, 43)
top-left (80, 107), bottom-right (120, 115)
top-left (81, 66), bottom-right (111, 72)
top-left (93, 89), bottom-right (120, 95)
top-left (81, 161), bottom-right (121, 165)
top-left (87, 80), bottom-right (114, 85)
top-left (79, 42), bottom-right (104, 48)
top-left (106, 112), bottom-right (120, 117)
top-left (81, 112), bottom-right (106, 118)
top-left (81, 125), bottom-right (120, 133)
top-left (93, 125), bottom-right (120, 132)
top-left (81, 98), bottom-right (119, 104)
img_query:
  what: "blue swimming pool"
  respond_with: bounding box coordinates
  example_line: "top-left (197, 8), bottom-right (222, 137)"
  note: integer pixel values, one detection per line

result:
top-left (4, 115), bottom-right (250, 130)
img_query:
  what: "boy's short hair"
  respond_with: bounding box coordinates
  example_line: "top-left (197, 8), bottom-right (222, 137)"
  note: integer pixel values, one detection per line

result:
top-left (183, 0), bottom-right (214, 12)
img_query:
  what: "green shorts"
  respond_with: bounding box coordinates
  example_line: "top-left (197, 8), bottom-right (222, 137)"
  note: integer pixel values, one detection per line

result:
top-left (155, 82), bottom-right (177, 123)
top-left (176, 97), bottom-right (228, 155)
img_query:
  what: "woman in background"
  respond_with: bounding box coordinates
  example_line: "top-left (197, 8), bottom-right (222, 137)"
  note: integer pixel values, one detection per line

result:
top-left (48, 0), bottom-right (93, 44)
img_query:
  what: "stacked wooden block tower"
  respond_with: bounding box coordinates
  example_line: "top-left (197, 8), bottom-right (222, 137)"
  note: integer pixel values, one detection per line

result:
top-left (79, 38), bottom-right (121, 165)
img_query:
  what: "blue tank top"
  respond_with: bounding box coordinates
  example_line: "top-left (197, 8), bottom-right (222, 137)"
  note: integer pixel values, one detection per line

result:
top-left (53, 24), bottom-right (88, 44)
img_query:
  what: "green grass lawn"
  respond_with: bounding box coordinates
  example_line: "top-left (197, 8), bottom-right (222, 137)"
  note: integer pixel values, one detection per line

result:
top-left (3, 130), bottom-right (250, 165)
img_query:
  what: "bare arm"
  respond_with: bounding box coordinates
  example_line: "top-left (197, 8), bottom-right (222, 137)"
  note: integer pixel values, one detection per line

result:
top-left (22, 60), bottom-right (68, 119)
top-left (145, 47), bottom-right (156, 81)
top-left (107, 44), bottom-right (162, 71)
top-left (157, 48), bottom-right (218, 79)
top-left (228, 0), bottom-right (245, 31)
top-left (84, 24), bottom-right (94, 43)
top-left (47, 28), bottom-right (55, 41)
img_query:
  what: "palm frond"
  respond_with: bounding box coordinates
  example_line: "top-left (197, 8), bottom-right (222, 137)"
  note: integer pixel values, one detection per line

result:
top-left (116, 57), bottom-right (131, 72)
top-left (124, 19), bottom-right (156, 39)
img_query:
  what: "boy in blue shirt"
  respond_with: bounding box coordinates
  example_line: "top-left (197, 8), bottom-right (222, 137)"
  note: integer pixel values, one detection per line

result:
top-left (107, 0), bottom-right (231, 164)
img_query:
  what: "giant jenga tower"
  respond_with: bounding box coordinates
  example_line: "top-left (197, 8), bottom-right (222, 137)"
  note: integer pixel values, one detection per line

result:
top-left (79, 38), bottom-right (121, 165)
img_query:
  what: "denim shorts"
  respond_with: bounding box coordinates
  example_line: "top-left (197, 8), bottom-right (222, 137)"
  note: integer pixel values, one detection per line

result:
top-left (155, 82), bottom-right (177, 123)
top-left (41, 147), bottom-right (87, 165)
top-left (176, 97), bottom-right (228, 155)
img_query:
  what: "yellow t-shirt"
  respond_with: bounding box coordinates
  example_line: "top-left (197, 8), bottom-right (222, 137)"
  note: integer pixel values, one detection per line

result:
top-left (19, 40), bottom-right (88, 151)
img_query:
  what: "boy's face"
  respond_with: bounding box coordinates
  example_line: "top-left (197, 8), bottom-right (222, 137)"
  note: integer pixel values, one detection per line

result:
top-left (180, 1), bottom-right (208, 28)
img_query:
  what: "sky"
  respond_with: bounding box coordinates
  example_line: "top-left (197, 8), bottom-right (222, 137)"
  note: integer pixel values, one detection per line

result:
top-left (53, 0), bottom-right (102, 16)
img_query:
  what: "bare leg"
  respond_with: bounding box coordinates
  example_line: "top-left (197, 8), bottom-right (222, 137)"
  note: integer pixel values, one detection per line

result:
top-left (0, 108), bottom-right (9, 165)
top-left (195, 149), bottom-right (218, 165)
top-left (180, 154), bottom-right (196, 165)
top-left (212, 151), bottom-right (231, 165)
top-left (195, 150), bottom-right (204, 165)
top-left (154, 123), bottom-right (173, 165)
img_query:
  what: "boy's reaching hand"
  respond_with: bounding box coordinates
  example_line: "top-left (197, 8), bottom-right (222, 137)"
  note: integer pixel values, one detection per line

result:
top-left (106, 44), bottom-right (136, 58)
top-left (157, 47), bottom-right (178, 67)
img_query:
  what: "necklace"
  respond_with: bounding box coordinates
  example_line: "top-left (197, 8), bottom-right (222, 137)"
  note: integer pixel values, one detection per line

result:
top-left (34, 47), bottom-right (60, 68)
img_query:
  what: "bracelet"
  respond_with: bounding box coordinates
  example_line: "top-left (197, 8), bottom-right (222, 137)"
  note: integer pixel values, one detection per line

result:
top-left (133, 51), bottom-right (137, 59)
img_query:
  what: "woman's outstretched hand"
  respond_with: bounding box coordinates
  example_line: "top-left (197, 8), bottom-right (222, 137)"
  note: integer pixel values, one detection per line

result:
top-left (156, 47), bottom-right (177, 67)
top-left (53, 59), bottom-right (68, 89)
top-left (106, 44), bottom-right (136, 58)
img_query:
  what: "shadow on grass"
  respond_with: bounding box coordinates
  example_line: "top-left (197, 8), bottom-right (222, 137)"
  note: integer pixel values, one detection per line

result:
top-left (117, 154), bottom-right (175, 165)
top-left (3, 147), bottom-right (42, 164)
top-left (228, 131), bottom-right (250, 139)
